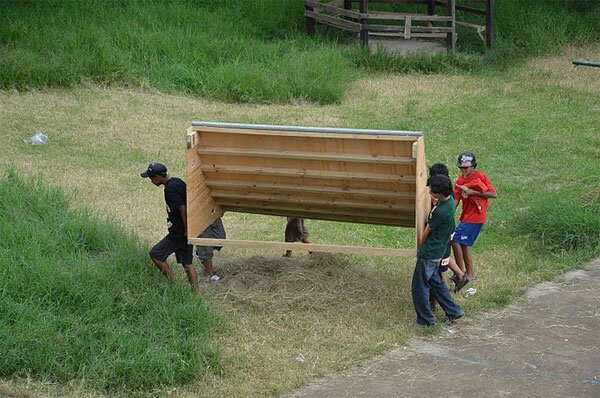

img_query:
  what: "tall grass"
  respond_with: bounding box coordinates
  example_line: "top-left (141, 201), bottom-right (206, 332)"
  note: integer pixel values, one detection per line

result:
top-left (0, 0), bottom-right (352, 104)
top-left (1, 0), bottom-right (599, 103)
top-left (0, 169), bottom-right (222, 393)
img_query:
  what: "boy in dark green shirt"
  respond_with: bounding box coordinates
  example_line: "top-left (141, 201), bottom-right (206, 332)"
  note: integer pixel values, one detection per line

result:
top-left (412, 174), bottom-right (464, 326)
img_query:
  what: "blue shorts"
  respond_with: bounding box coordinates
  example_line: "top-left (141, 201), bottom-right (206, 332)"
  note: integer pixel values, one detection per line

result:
top-left (452, 222), bottom-right (484, 247)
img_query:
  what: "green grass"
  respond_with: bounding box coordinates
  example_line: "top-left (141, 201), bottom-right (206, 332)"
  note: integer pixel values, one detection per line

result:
top-left (0, 169), bottom-right (223, 393)
top-left (0, 55), bottom-right (599, 395)
top-left (1, 0), bottom-right (599, 103)
top-left (0, 0), bottom-right (600, 395)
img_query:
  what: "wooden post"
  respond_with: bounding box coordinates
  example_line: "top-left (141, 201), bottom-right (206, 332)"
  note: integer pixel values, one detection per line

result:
top-left (427, 0), bottom-right (435, 15)
top-left (446, 0), bottom-right (455, 50)
top-left (343, 0), bottom-right (352, 10)
top-left (486, 0), bottom-right (494, 47)
top-left (359, 0), bottom-right (368, 46)
top-left (305, 1), bottom-right (315, 37)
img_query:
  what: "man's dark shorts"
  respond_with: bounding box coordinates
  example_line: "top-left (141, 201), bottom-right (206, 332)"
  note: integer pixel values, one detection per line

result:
top-left (196, 218), bottom-right (226, 261)
top-left (150, 236), bottom-right (193, 266)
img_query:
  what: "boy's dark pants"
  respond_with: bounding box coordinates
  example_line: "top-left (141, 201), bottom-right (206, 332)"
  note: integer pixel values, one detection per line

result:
top-left (412, 257), bottom-right (464, 326)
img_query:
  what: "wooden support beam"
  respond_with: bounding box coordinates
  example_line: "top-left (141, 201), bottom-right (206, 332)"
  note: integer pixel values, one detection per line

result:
top-left (306, 0), bottom-right (362, 19)
top-left (306, 10), bottom-right (362, 32)
top-left (189, 238), bottom-right (415, 257)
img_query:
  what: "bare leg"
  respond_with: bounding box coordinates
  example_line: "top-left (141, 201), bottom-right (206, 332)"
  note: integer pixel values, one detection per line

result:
top-left (202, 258), bottom-right (214, 277)
top-left (452, 241), bottom-right (465, 273)
top-left (183, 264), bottom-right (198, 287)
top-left (151, 257), bottom-right (175, 281)
top-left (462, 245), bottom-right (475, 279)
top-left (447, 256), bottom-right (464, 280)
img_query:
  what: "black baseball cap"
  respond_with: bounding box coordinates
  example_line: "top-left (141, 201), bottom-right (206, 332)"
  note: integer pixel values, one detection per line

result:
top-left (140, 163), bottom-right (167, 178)
top-left (457, 152), bottom-right (477, 168)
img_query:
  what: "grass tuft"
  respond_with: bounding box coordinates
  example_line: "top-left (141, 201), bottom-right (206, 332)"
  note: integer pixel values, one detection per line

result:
top-left (1, 0), bottom-right (599, 103)
top-left (0, 169), bottom-right (223, 393)
top-left (511, 192), bottom-right (600, 255)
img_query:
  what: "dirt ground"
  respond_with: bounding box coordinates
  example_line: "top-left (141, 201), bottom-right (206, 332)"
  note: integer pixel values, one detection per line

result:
top-left (285, 258), bottom-right (600, 398)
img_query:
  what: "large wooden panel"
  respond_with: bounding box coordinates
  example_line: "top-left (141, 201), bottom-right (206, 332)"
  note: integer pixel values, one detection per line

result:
top-left (186, 122), bottom-right (430, 256)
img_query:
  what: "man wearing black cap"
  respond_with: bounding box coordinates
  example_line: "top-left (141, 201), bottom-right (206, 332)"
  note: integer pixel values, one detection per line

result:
top-left (140, 163), bottom-right (198, 287)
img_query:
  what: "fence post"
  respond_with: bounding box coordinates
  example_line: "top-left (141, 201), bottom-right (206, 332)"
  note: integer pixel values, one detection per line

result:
top-left (427, 0), bottom-right (435, 15)
top-left (305, 1), bottom-right (315, 37)
top-left (446, 0), bottom-right (455, 50)
top-left (486, 0), bottom-right (494, 47)
top-left (359, 0), bottom-right (368, 46)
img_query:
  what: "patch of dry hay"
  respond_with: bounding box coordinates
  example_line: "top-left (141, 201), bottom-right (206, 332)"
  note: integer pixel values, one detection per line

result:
top-left (212, 253), bottom-right (389, 312)
top-left (526, 44), bottom-right (600, 94)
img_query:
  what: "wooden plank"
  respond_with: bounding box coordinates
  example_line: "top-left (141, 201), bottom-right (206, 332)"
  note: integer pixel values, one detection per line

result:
top-left (192, 122), bottom-right (422, 138)
top-left (200, 164), bottom-right (416, 183)
top-left (365, 12), bottom-right (452, 21)
top-left (364, 24), bottom-right (452, 33)
top-left (210, 190), bottom-right (415, 211)
top-left (305, 0), bottom-right (362, 19)
top-left (186, 139), bottom-right (222, 237)
top-left (366, 0), bottom-right (430, 3)
top-left (192, 125), bottom-right (421, 142)
top-left (368, 32), bottom-right (447, 39)
top-left (197, 146), bottom-right (415, 165)
top-left (306, 10), bottom-right (362, 32)
top-left (207, 174), bottom-right (416, 196)
top-left (217, 200), bottom-right (414, 223)
top-left (219, 208), bottom-right (414, 227)
top-left (368, 32), bottom-right (449, 38)
top-left (404, 16), bottom-right (412, 39)
top-left (413, 137), bottom-right (430, 251)
top-left (206, 179), bottom-right (415, 199)
top-left (186, 127), bottom-right (200, 149)
top-left (189, 238), bottom-right (415, 257)
top-left (196, 132), bottom-right (416, 160)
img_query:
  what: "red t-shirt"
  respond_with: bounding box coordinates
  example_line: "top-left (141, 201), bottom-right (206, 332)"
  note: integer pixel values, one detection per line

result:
top-left (454, 170), bottom-right (495, 224)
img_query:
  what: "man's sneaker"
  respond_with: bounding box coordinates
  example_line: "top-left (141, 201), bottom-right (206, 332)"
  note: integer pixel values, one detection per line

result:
top-left (442, 313), bottom-right (464, 323)
top-left (453, 275), bottom-right (470, 293)
top-left (450, 274), bottom-right (459, 286)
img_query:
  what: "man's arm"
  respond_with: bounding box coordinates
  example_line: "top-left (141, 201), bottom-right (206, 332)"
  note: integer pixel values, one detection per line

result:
top-left (458, 185), bottom-right (497, 199)
top-left (418, 225), bottom-right (431, 251)
top-left (179, 205), bottom-right (188, 237)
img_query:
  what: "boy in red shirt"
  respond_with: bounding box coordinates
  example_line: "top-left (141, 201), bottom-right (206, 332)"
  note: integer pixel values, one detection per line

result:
top-left (452, 152), bottom-right (497, 280)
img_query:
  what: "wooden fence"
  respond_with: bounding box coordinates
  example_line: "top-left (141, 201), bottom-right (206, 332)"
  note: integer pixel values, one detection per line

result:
top-left (305, 0), bottom-right (494, 49)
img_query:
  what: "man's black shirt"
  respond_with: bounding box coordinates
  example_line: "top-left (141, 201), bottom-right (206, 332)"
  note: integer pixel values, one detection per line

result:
top-left (164, 177), bottom-right (187, 241)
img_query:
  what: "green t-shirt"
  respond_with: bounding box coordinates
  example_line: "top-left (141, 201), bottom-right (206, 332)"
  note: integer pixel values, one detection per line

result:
top-left (419, 196), bottom-right (455, 260)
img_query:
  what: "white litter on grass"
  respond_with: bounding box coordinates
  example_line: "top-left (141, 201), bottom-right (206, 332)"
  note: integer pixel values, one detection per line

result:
top-left (296, 353), bottom-right (306, 362)
top-left (464, 287), bottom-right (477, 297)
top-left (24, 131), bottom-right (48, 145)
